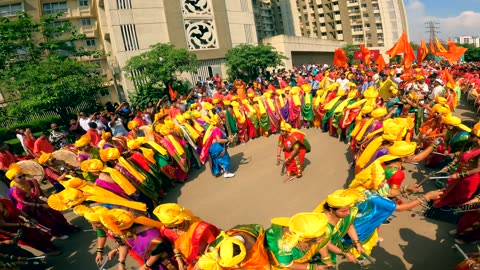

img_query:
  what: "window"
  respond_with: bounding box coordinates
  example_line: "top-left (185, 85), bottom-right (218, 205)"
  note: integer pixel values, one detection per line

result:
top-left (48, 21), bottom-right (67, 27)
top-left (79, 0), bottom-right (89, 7)
top-left (43, 2), bottom-right (67, 15)
top-left (120, 24), bottom-right (140, 51)
top-left (0, 3), bottom-right (22, 17)
top-left (85, 39), bottom-right (96, 46)
top-left (117, 0), bottom-right (132, 9)
top-left (82, 18), bottom-right (91, 25)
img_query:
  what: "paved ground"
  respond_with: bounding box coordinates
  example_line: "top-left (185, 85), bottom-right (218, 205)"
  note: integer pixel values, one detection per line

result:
top-left (37, 102), bottom-right (479, 270)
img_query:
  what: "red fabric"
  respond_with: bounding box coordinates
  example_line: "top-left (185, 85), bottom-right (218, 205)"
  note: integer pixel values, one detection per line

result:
top-left (0, 151), bottom-right (15, 171)
top-left (456, 211), bottom-right (480, 243)
top-left (86, 129), bottom-right (101, 146)
top-left (387, 168), bottom-right (405, 188)
top-left (0, 199), bottom-right (56, 253)
top-left (279, 132), bottom-right (307, 176)
top-left (33, 138), bottom-right (54, 154)
top-left (129, 151), bottom-right (151, 172)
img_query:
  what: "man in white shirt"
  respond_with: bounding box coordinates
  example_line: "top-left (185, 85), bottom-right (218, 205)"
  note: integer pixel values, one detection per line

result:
top-left (430, 79), bottom-right (445, 100)
top-left (78, 112), bottom-right (91, 131)
top-left (335, 73), bottom-right (350, 91)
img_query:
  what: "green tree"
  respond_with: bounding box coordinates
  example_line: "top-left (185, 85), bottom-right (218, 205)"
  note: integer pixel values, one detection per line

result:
top-left (459, 43), bottom-right (480, 62)
top-left (124, 43), bottom-right (199, 107)
top-left (410, 42), bottom-right (418, 50)
top-left (341, 44), bottom-right (359, 65)
top-left (3, 57), bottom-right (103, 124)
top-left (225, 44), bottom-right (287, 81)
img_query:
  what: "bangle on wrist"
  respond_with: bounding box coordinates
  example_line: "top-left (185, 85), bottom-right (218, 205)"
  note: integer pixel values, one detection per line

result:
top-left (118, 260), bottom-right (126, 266)
top-left (96, 247), bottom-right (104, 254)
top-left (145, 262), bottom-right (151, 268)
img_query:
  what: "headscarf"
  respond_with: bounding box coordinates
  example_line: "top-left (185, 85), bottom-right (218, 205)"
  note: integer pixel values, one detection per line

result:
top-left (99, 209), bottom-right (164, 238)
top-left (73, 205), bottom-right (108, 223)
top-left (371, 107), bottom-right (388, 119)
top-left (80, 159), bottom-right (137, 195)
top-left (5, 163), bottom-right (22, 181)
top-left (280, 120), bottom-right (304, 135)
top-left (378, 140), bottom-right (417, 163)
top-left (127, 138), bottom-right (156, 164)
top-left (101, 131), bottom-right (112, 141)
top-left (37, 152), bottom-right (53, 165)
top-left (198, 231), bottom-right (247, 269)
top-left (100, 147), bottom-right (146, 183)
top-left (127, 121), bottom-right (139, 130)
top-left (441, 115), bottom-right (472, 132)
top-left (231, 101), bottom-right (246, 124)
top-left (313, 189), bottom-right (364, 212)
top-left (47, 188), bottom-right (87, 211)
top-left (153, 203), bottom-right (193, 226)
top-left (290, 86), bottom-right (302, 106)
top-left (349, 161), bottom-right (386, 191)
top-left (75, 134), bottom-right (91, 148)
top-left (176, 114), bottom-right (200, 140)
top-left (302, 84), bottom-right (312, 105)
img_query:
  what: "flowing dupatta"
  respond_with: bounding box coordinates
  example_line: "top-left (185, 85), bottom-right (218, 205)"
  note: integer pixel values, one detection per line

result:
top-left (200, 127), bottom-right (222, 163)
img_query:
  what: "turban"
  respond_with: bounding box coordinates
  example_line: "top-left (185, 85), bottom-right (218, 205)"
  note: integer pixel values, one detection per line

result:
top-left (80, 159), bottom-right (104, 173)
top-left (153, 203), bottom-right (192, 226)
top-left (231, 96), bottom-right (238, 101)
top-left (378, 141), bottom-right (417, 163)
top-left (75, 134), bottom-right (91, 148)
top-left (5, 163), bottom-right (22, 180)
top-left (127, 121), bottom-right (139, 130)
top-left (37, 152), bottom-right (52, 165)
top-left (381, 119), bottom-right (408, 141)
top-left (209, 114), bottom-right (222, 126)
top-left (61, 177), bottom-right (88, 189)
top-left (183, 112), bottom-right (192, 120)
top-left (280, 121), bottom-right (292, 132)
top-left (127, 138), bottom-right (156, 164)
top-left (349, 161), bottom-right (386, 191)
top-left (389, 86), bottom-right (399, 95)
top-left (361, 105), bottom-right (374, 115)
top-left (101, 131), bottom-right (112, 141)
top-left (159, 125), bottom-right (171, 136)
top-left (302, 84), bottom-right (312, 93)
top-left (363, 87), bottom-right (378, 99)
top-left (192, 110), bottom-right (201, 119)
top-left (198, 231), bottom-right (247, 270)
top-left (73, 205), bottom-right (108, 223)
top-left (347, 90), bottom-right (358, 99)
top-left (127, 139), bottom-right (141, 150)
top-left (203, 102), bottom-right (213, 111)
top-left (473, 122), bottom-right (480, 137)
top-left (190, 103), bottom-right (199, 110)
top-left (212, 98), bottom-right (220, 104)
top-left (431, 104), bottom-right (451, 116)
top-left (290, 86), bottom-right (300, 95)
top-left (99, 209), bottom-right (135, 235)
top-left (336, 89), bottom-right (346, 97)
top-left (271, 212), bottom-right (330, 244)
top-left (416, 75), bottom-right (425, 81)
top-left (313, 189), bottom-right (363, 212)
top-left (442, 115), bottom-right (472, 132)
top-left (100, 147), bottom-right (121, 162)
top-left (435, 96), bottom-right (447, 105)
top-left (371, 107), bottom-right (387, 119)
top-left (408, 92), bottom-right (418, 100)
top-left (276, 89), bottom-right (284, 95)
top-left (47, 188), bottom-right (87, 211)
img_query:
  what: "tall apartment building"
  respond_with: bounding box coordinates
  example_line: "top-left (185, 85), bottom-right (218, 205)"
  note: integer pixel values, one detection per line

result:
top-left (1, 0), bottom-right (257, 102)
top-left (253, 0), bottom-right (408, 50)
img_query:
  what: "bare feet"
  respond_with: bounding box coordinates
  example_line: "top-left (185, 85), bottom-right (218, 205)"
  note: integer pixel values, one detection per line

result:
top-left (283, 175), bottom-right (296, 183)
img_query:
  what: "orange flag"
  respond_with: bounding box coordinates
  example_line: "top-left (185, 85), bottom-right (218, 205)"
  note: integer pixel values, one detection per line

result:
top-left (374, 54), bottom-right (386, 71)
top-left (168, 84), bottom-right (178, 100)
top-left (441, 68), bottom-right (455, 90)
top-left (429, 39), bottom-right (437, 56)
top-left (404, 42), bottom-right (416, 68)
top-left (385, 32), bottom-right (416, 67)
top-left (439, 39), bottom-right (468, 63)
top-left (417, 39), bottom-right (428, 63)
top-left (360, 44), bottom-right (371, 65)
top-left (435, 38), bottom-right (448, 53)
top-left (333, 48), bottom-right (349, 68)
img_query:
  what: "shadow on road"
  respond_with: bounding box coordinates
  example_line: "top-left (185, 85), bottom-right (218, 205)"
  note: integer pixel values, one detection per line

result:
top-left (339, 246), bottom-right (407, 270)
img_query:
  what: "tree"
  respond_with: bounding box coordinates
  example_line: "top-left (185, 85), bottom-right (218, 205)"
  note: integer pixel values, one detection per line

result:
top-left (410, 42), bottom-right (418, 50)
top-left (225, 44), bottom-right (287, 81)
top-left (459, 43), bottom-right (480, 62)
top-left (124, 43), bottom-right (199, 107)
top-left (341, 44), bottom-right (359, 65)
top-left (3, 57), bottom-right (103, 124)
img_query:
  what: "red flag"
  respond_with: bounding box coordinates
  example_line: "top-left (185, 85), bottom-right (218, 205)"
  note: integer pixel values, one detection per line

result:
top-left (360, 44), bottom-right (371, 65)
top-left (417, 39), bottom-right (428, 63)
top-left (373, 54), bottom-right (386, 71)
top-left (441, 68), bottom-right (455, 90)
top-left (168, 84), bottom-right (178, 100)
top-left (333, 48), bottom-right (349, 68)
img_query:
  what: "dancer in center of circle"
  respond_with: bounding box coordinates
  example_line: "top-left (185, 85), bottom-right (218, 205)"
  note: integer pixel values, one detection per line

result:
top-left (277, 121), bottom-right (311, 183)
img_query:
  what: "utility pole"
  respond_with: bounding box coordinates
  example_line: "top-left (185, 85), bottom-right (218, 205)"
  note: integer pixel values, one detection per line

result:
top-left (425, 21), bottom-right (440, 60)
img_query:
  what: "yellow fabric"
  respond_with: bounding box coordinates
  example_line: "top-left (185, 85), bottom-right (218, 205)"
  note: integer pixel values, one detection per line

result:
top-left (349, 230), bottom-right (379, 258)
top-left (324, 96), bottom-right (342, 111)
top-left (280, 121), bottom-right (292, 132)
top-left (290, 87), bottom-right (302, 106)
top-left (349, 161), bottom-right (386, 191)
top-left (128, 121), bottom-right (139, 130)
top-left (80, 159), bottom-right (104, 173)
top-left (431, 104), bottom-right (451, 115)
top-left (243, 100), bottom-right (256, 113)
top-left (333, 98), bottom-right (354, 114)
top-left (232, 101), bottom-right (246, 124)
top-left (224, 100), bottom-right (231, 106)
top-left (37, 152), bottom-right (52, 165)
top-left (139, 148), bottom-right (155, 164)
top-left (198, 231), bottom-right (249, 268)
top-left (435, 96), bottom-right (447, 105)
top-left (101, 131), bottom-right (112, 141)
top-left (198, 250), bottom-right (223, 270)
top-left (442, 115), bottom-right (472, 132)
top-left (347, 99), bottom-right (367, 109)
top-left (314, 90), bottom-right (325, 106)
top-left (153, 203), bottom-right (192, 226)
top-left (313, 189), bottom-right (362, 212)
top-left (303, 84), bottom-right (312, 105)
top-left (166, 134), bottom-right (185, 156)
top-left (355, 136), bottom-right (384, 169)
top-left (73, 205), bottom-right (108, 223)
top-left (183, 112), bottom-right (192, 120)
top-left (118, 156), bottom-right (146, 183)
top-left (363, 87), bottom-right (378, 99)
top-left (101, 167), bottom-right (137, 195)
top-left (99, 209), bottom-right (135, 236)
top-left (133, 216), bottom-right (165, 229)
top-left (144, 141), bottom-right (168, 156)
top-left (5, 164), bottom-right (22, 181)
top-left (99, 147), bottom-right (121, 162)
top-left (271, 212), bottom-right (329, 241)
top-left (75, 134), bottom-right (91, 148)
top-left (127, 139), bottom-right (141, 150)
top-left (360, 105), bottom-right (374, 115)
top-left (387, 141), bottom-right (416, 157)
top-left (47, 188), bottom-right (87, 211)
top-left (255, 97), bottom-right (267, 115)
top-left (408, 92), bottom-right (418, 100)
top-left (371, 107), bottom-right (387, 119)
top-left (355, 118), bottom-right (374, 142)
top-left (348, 90), bottom-right (358, 99)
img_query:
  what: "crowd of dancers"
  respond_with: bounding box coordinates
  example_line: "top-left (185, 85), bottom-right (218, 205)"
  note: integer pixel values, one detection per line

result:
top-left (1, 60), bottom-right (480, 269)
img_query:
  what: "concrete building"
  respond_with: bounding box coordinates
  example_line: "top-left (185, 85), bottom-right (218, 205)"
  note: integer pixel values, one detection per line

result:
top-left (252, 0), bottom-right (408, 52)
top-left (455, 35), bottom-right (480, 47)
top-left (1, 0), bottom-right (258, 102)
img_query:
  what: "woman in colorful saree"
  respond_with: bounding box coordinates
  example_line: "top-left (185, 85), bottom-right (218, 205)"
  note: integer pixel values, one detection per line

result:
top-left (76, 134), bottom-right (100, 182)
top-left (153, 203), bottom-right (220, 270)
top-left (5, 164), bottom-right (79, 239)
top-left (265, 212), bottom-right (334, 270)
top-left (442, 114), bottom-right (472, 158)
top-left (0, 198), bottom-right (60, 255)
top-left (346, 161), bottom-right (444, 258)
top-left (99, 208), bottom-right (177, 270)
top-left (434, 121), bottom-right (480, 208)
top-left (277, 121), bottom-right (311, 183)
top-left (156, 121), bottom-right (190, 182)
top-left (200, 114), bottom-right (235, 178)
top-left (313, 189), bottom-right (365, 265)
top-left (197, 224), bottom-right (270, 269)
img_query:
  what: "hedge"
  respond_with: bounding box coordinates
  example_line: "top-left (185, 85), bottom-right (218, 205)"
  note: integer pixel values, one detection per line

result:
top-left (0, 116), bottom-right (61, 143)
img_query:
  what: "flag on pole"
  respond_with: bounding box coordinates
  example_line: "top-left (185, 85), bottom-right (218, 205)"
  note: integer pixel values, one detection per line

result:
top-left (168, 83), bottom-right (178, 100)
top-left (435, 38), bottom-right (448, 53)
top-left (385, 32), bottom-right (416, 67)
top-left (374, 54), bottom-right (386, 71)
top-left (333, 48), bottom-right (349, 68)
top-left (417, 39), bottom-right (428, 63)
top-left (360, 44), bottom-right (371, 65)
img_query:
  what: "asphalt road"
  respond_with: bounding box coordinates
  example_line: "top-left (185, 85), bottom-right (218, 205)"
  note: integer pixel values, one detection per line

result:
top-left (38, 101), bottom-right (479, 270)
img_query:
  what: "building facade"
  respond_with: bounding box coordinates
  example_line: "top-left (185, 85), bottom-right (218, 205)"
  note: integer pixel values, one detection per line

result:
top-left (252, 0), bottom-right (408, 51)
top-left (1, 0), bottom-right (257, 102)
top-left (455, 35), bottom-right (480, 47)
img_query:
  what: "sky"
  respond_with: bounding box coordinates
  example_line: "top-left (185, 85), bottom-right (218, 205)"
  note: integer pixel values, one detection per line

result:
top-left (404, 0), bottom-right (480, 42)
